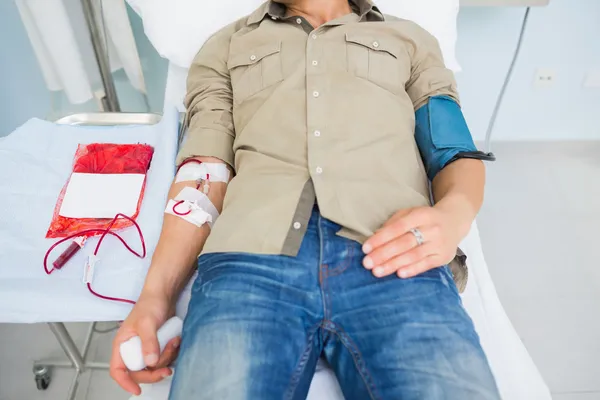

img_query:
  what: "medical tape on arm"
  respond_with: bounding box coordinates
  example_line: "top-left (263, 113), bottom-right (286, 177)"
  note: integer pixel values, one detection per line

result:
top-left (164, 186), bottom-right (220, 228)
top-left (175, 162), bottom-right (230, 184)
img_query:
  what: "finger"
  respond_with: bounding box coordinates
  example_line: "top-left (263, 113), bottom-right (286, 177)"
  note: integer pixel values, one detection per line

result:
top-left (363, 232), bottom-right (417, 269)
top-left (110, 335), bottom-right (141, 395)
top-left (130, 367), bottom-right (173, 385)
top-left (137, 318), bottom-right (161, 368)
top-left (397, 256), bottom-right (443, 279)
top-left (372, 243), bottom-right (435, 278)
top-left (130, 337), bottom-right (180, 384)
top-left (364, 208), bottom-right (433, 253)
top-left (155, 337), bottom-right (181, 368)
top-left (110, 366), bottom-right (141, 395)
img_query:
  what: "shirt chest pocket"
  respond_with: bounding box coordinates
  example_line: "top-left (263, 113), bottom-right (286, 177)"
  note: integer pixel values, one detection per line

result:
top-left (345, 33), bottom-right (405, 94)
top-left (227, 41), bottom-right (284, 105)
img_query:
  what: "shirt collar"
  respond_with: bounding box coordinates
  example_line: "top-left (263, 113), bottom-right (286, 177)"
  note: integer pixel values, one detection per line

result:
top-left (353, 0), bottom-right (385, 21)
top-left (247, 0), bottom-right (384, 26)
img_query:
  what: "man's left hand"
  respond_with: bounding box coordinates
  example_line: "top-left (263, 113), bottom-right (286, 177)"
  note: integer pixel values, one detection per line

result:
top-left (362, 204), bottom-right (470, 279)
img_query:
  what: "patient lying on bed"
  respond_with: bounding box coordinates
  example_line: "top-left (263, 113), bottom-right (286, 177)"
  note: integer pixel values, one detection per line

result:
top-left (110, 1), bottom-right (500, 399)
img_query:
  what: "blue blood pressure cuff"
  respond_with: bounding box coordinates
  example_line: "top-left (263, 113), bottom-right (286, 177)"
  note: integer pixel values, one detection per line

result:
top-left (415, 95), bottom-right (495, 181)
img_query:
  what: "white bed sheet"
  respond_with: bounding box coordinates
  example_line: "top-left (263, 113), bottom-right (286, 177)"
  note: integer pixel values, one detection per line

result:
top-left (133, 63), bottom-right (552, 400)
top-left (0, 109), bottom-right (179, 323)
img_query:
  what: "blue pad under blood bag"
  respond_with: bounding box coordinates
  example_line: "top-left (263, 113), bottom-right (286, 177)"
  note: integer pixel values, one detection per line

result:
top-left (414, 95), bottom-right (478, 181)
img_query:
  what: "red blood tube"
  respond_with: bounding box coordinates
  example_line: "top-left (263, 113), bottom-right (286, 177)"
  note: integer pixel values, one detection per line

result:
top-left (52, 240), bottom-right (84, 270)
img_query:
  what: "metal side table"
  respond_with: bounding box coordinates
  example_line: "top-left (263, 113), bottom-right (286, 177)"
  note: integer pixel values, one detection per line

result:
top-left (33, 112), bottom-right (162, 400)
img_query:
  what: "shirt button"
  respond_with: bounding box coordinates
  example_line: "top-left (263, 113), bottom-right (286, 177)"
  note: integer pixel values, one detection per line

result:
top-left (271, 16), bottom-right (277, 20)
top-left (311, 34), bottom-right (318, 39)
top-left (293, 222), bottom-right (302, 230)
top-left (316, 167), bottom-right (323, 174)
top-left (372, 41), bottom-right (379, 48)
top-left (312, 60), bottom-right (318, 66)
top-left (312, 91), bottom-right (320, 98)
top-left (296, 18), bottom-right (302, 24)
top-left (250, 55), bottom-right (257, 61)
top-left (314, 130), bottom-right (321, 137)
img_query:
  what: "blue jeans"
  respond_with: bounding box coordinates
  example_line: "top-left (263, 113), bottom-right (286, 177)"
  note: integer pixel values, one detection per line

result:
top-left (169, 209), bottom-right (499, 400)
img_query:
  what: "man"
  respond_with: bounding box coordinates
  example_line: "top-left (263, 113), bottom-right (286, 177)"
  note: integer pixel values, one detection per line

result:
top-left (111, 0), bottom-right (500, 399)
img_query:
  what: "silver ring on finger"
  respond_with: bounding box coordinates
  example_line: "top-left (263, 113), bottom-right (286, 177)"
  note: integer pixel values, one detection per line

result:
top-left (410, 228), bottom-right (425, 246)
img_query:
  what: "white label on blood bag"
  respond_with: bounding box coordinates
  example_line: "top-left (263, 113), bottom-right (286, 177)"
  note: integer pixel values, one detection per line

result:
top-left (83, 255), bottom-right (99, 284)
top-left (60, 173), bottom-right (145, 219)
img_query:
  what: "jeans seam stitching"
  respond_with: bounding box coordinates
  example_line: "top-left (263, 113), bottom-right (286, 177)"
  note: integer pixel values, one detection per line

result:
top-left (328, 323), bottom-right (381, 400)
top-left (284, 323), bottom-right (320, 400)
top-left (317, 213), bottom-right (330, 321)
top-left (325, 267), bottom-right (331, 321)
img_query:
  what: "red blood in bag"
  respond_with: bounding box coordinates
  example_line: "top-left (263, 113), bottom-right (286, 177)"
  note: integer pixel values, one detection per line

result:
top-left (46, 143), bottom-right (154, 239)
top-left (72, 143), bottom-right (154, 174)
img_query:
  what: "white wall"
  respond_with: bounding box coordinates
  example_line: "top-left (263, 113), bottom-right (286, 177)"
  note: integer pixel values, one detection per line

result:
top-left (457, 0), bottom-right (600, 141)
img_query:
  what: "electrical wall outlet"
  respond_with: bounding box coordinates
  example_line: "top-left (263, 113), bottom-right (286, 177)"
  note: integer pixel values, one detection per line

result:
top-left (533, 68), bottom-right (556, 88)
top-left (583, 70), bottom-right (600, 88)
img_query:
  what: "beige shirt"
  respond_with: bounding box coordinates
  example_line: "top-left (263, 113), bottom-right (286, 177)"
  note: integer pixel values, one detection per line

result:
top-left (178, 0), bottom-right (459, 257)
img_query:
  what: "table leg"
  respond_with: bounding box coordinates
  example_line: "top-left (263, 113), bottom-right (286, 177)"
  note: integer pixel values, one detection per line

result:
top-left (48, 322), bottom-right (85, 371)
top-left (33, 322), bottom-right (111, 400)
top-left (48, 322), bottom-right (85, 400)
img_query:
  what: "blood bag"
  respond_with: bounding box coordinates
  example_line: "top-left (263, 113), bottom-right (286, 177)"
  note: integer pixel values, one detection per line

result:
top-left (46, 143), bottom-right (154, 238)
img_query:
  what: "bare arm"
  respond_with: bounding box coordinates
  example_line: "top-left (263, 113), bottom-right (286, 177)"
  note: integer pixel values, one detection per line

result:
top-left (431, 158), bottom-right (485, 240)
top-left (141, 156), bottom-right (231, 304)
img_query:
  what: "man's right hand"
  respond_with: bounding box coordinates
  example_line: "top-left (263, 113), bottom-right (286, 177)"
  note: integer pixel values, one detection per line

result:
top-left (110, 294), bottom-right (181, 396)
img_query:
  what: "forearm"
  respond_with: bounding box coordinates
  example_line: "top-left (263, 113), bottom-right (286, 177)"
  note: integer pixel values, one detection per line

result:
top-left (432, 158), bottom-right (485, 238)
top-left (141, 157), bottom-right (230, 304)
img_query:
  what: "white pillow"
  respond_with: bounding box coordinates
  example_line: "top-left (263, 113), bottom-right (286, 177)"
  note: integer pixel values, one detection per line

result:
top-left (127, 0), bottom-right (263, 69)
top-left (126, 0), bottom-right (460, 72)
top-left (376, 0), bottom-right (461, 71)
